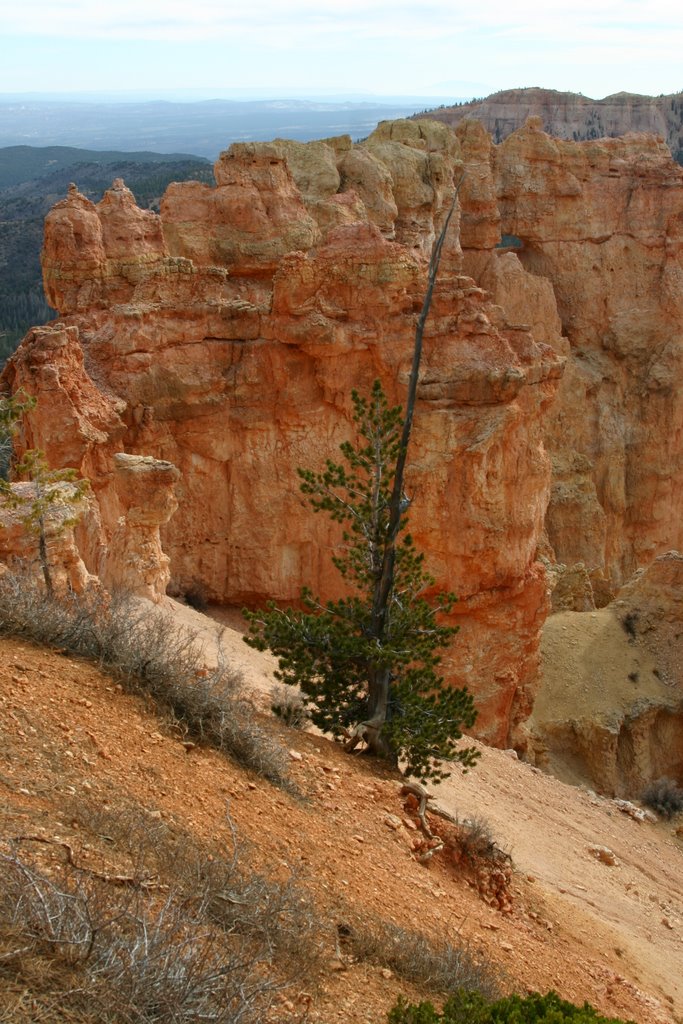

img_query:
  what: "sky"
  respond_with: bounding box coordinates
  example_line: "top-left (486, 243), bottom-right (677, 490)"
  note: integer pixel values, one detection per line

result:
top-left (1, 0), bottom-right (682, 100)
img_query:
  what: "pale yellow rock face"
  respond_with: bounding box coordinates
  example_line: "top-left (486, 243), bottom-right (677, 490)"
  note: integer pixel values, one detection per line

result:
top-left (102, 454), bottom-right (180, 603)
top-left (531, 551), bottom-right (683, 796)
top-left (4, 117), bottom-right (681, 747)
top-left (614, 551), bottom-right (683, 691)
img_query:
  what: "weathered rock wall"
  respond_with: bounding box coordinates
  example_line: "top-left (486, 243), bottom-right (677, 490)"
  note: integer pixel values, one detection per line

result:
top-left (4, 116), bottom-right (681, 747)
top-left (494, 120), bottom-right (683, 588)
top-left (530, 552), bottom-right (683, 797)
top-left (420, 87), bottom-right (683, 160)
top-left (452, 117), bottom-right (683, 591)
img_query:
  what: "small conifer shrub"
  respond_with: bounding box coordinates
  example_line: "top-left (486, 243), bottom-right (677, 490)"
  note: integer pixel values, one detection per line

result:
top-left (387, 989), bottom-right (634, 1024)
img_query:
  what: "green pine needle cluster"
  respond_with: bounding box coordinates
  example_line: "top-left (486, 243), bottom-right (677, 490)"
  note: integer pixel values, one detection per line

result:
top-left (388, 990), bottom-right (634, 1024)
top-left (244, 380), bottom-right (478, 783)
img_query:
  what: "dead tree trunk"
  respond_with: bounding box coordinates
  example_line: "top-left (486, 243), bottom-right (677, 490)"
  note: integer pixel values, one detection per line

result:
top-left (363, 176), bottom-right (464, 755)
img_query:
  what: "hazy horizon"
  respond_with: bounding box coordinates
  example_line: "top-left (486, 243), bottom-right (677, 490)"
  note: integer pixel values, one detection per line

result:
top-left (1, 1), bottom-right (681, 100)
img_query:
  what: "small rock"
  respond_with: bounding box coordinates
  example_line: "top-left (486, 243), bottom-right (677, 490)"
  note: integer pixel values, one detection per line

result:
top-left (402, 817), bottom-right (418, 830)
top-left (384, 814), bottom-right (402, 831)
top-left (588, 845), bottom-right (618, 866)
top-left (380, 968), bottom-right (393, 979)
top-left (288, 749), bottom-right (303, 762)
top-left (147, 809), bottom-right (163, 820)
top-left (661, 917), bottom-right (674, 930)
top-left (352, 834), bottom-right (364, 843)
top-left (500, 942), bottom-right (514, 952)
top-left (182, 741), bottom-right (196, 752)
top-left (329, 958), bottom-right (346, 972)
top-left (613, 799), bottom-right (657, 824)
top-left (503, 748), bottom-right (518, 760)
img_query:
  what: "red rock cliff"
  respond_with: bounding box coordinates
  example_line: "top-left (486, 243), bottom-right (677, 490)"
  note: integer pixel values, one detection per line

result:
top-left (6, 117), bottom-right (681, 746)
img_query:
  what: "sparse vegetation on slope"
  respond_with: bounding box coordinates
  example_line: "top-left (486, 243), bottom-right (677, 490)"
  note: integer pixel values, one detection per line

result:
top-left (641, 777), bottom-right (683, 820)
top-left (0, 570), bottom-right (294, 789)
top-left (0, 801), bottom-right (326, 1024)
top-left (0, 625), bottom-right (680, 1022)
top-left (344, 917), bottom-right (501, 999)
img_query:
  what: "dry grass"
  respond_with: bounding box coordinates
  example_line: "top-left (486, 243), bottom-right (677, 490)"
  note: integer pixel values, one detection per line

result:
top-left (0, 803), bottom-right (328, 1024)
top-left (341, 915), bottom-right (502, 999)
top-left (270, 683), bottom-right (311, 730)
top-left (0, 570), bottom-right (294, 791)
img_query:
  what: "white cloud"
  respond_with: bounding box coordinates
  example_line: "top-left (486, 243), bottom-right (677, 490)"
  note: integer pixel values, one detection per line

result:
top-left (2, 0), bottom-right (682, 43)
top-left (1, 0), bottom-right (680, 97)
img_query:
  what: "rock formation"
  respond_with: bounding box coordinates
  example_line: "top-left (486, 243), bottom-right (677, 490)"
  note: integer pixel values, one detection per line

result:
top-left (0, 480), bottom-right (93, 595)
top-left (102, 453), bottom-right (180, 603)
top-left (530, 552), bottom-right (683, 797)
top-left (456, 117), bottom-right (683, 594)
top-left (613, 551), bottom-right (683, 693)
top-left (0, 323), bottom-right (179, 604)
top-left (420, 87), bottom-right (683, 162)
top-left (2, 115), bottom-right (681, 749)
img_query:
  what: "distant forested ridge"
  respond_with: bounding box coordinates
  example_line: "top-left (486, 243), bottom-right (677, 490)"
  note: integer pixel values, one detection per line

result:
top-left (0, 148), bottom-right (212, 365)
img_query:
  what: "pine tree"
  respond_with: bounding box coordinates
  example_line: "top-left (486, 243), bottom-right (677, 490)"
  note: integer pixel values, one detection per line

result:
top-left (245, 173), bottom-right (474, 783)
top-left (244, 380), bottom-right (478, 783)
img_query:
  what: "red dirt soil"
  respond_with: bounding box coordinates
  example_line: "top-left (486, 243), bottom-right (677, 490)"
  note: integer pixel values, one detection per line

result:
top-left (1, 628), bottom-right (682, 1023)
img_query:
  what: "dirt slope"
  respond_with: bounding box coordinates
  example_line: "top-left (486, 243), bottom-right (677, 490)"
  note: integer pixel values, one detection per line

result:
top-left (1, 621), bottom-right (682, 1023)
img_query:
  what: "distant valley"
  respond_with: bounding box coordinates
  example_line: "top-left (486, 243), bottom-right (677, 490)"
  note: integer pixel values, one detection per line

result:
top-left (0, 97), bottom-right (448, 159)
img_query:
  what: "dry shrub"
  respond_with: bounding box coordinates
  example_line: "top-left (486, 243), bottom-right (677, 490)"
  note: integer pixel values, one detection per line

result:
top-left (0, 569), bottom-right (293, 791)
top-left (433, 817), bottom-right (512, 913)
top-left (455, 817), bottom-right (502, 864)
top-left (0, 806), bottom-right (327, 1024)
top-left (342, 915), bottom-right (501, 999)
top-left (641, 777), bottom-right (683, 819)
top-left (270, 683), bottom-right (310, 729)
